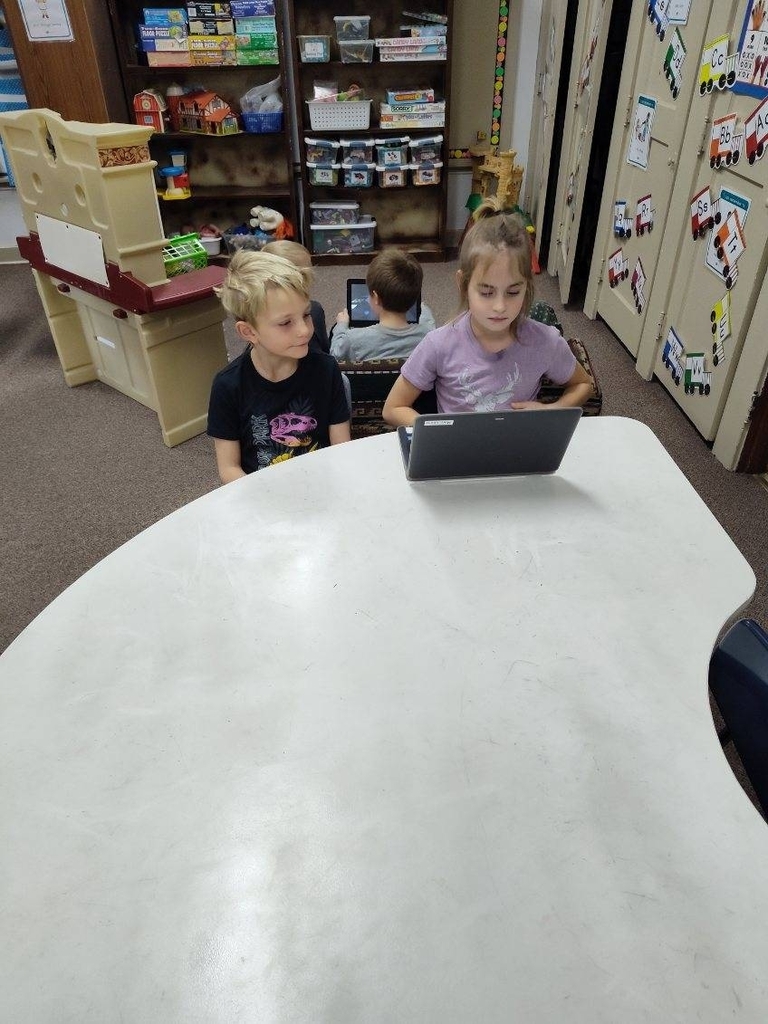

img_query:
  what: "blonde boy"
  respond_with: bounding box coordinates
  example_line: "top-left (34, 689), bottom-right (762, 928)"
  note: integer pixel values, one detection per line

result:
top-left (207, 250), bottom-right (350, 483)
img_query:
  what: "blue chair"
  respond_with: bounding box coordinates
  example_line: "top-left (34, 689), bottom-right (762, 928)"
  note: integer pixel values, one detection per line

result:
top-left (709, 618), bottom-right (768, 815)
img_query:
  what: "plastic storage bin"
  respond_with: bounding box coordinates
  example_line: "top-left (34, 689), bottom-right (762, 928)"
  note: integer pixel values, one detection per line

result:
top-left (412, 161), bottom-right (442, 185)
top-left (305, 136), bottom-right (340, 162)
top-left (339, 40), bottom-right (374, 62)
top-left (340, 137), bottom-right (375, 163)
top-left (333, 15), bottom-right (371, 40)
top-left (162, 233), bottom-right (208, 275)
top-left (298, 34), bottom-right (330, 62)
top-left (375, 136), bottom-right (410, 166)
top-left (309, 201), bottom-right (360, 225)
top-left (409, 134), bottom-right (443, 164)
top-left (306, 161), bottom-right (341, 185)
top-left (306, 99), bottom-right (371, 131)
top-left (310, 218), bottom-right (376, 255)
top-left (342, 162), bottom-right (375, 187)
top-left (376, 164), bottom-right (409, 188)
top-left (241, 110), bottom-right (283, 132)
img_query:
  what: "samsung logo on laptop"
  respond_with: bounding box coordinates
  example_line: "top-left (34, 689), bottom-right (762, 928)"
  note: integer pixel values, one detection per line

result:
top-left (424, 419), bottom-right (454, 426)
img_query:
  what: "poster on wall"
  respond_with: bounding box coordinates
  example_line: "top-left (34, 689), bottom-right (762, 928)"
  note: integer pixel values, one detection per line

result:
top-left (734, 0), bottom-right (768, 97)
top-left (627, 95), bottom-right (657, 168)
top-left (18, 0), bottom-right (73, 42)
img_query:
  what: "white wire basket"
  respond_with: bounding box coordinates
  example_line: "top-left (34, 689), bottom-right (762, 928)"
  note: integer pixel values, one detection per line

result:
top-left (306, 99), bottom-right (371, 131)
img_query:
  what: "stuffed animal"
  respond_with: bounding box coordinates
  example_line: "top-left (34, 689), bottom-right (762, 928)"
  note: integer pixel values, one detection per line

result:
top-left (249, 205), bottom-right (294, 241)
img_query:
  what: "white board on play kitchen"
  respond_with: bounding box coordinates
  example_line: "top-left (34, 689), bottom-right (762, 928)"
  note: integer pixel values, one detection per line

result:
top-left (35, 214), bottom-right (109, 287)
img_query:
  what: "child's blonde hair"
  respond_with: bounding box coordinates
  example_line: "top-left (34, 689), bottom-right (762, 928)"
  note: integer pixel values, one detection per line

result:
top-left (216, 250), bottom-right (311, 326)
top-left (262, 239), bottom-right (313, 270)
top-left (457, 197), bottom-right (535, 324)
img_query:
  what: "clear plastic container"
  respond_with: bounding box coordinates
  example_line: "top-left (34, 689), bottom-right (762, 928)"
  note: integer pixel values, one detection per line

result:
top-left (298, 34), bottom-right (330, 62)
top-left (306, 161), bottom-right (341, 185)
top-left (309, 201), bottom-right (360, 225)
top-left (376, 164), bottom-right (409, 188)
top-left (375, 136), bottom-right (410, 166)
top-left (409, 134), bottom-right (443, 164)
top-left (310, 218), bottom-right (376, 255)
top-left (411, 160), bottom-right (443, 185)
top-left (333, 15), bottom-right (371, 40)
top-left (342, 162), bottom-right (375, 187)
top-left (339, 40), bottom-right (374, 63)
top-left (304, 136), bottom-right (340, 162)
top-left (340, 137), bottom-right (375, 163)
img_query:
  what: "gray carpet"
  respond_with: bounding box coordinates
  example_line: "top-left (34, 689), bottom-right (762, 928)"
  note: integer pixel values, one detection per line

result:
top-left (2, 258), bottom-right (766, 659)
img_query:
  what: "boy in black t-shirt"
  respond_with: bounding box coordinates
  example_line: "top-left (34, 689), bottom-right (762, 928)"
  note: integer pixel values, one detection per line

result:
top-left (207, 251), bottom-right (351, 484)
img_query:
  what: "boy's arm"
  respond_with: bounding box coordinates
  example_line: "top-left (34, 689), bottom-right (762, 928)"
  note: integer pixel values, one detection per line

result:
top-left (383, 374), bottom-right (423, 427)
top-left (213, 438), bottom-right (247, 484)
top-left (330, 310), bottom-right (352, 361)
top-left (329, 421), bottom-right (351, 444)
top-left (420, 303), bottom-right (437, 331)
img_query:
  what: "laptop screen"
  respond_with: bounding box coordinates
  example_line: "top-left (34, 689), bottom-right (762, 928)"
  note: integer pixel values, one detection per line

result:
top-left (347, 279), bottom-right (420, 327)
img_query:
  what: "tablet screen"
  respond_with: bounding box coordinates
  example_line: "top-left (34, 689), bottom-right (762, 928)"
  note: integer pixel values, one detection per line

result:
top-left (347, 279), bottom-right (420, 327)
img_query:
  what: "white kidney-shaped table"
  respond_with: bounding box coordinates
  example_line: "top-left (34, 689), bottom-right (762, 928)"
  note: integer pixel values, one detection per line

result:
top-left (1, 417), bottom-right (764, 1022)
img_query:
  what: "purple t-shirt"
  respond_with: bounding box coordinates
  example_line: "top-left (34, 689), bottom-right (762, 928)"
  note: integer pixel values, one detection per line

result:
top-left (401, 312), bottom-right (577, 412)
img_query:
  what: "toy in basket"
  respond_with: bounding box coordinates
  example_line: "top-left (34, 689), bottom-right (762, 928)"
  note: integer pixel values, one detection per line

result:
top-left (162, 233), bottom-right (208, 276)
top-left (240, 76), bottom-right (284, 133)
top-left (306, 85), bottom-right (371, 132)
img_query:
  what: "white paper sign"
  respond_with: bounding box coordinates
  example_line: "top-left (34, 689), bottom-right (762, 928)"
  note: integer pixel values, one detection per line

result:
top-left (627, 95), bottom-right (657, 168)
top-left (19, 0), bottom-right (73, 42)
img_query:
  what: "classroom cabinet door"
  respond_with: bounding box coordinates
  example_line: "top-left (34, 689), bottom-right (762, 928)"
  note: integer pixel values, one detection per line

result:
top-left (713, 281), bottom-right (768, 470)
top-left (548, 0), bottom-right (613, 303)
top-left (525, 0), bottom-right (570, 255)
top-left (635, 0), bottom-right (768, 442)
top-left (583, 0), bottom-right (716, 357)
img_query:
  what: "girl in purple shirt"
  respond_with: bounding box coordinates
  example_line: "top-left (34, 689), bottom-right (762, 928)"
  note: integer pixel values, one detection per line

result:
top-left (382, 201), bottom-right (594, 425)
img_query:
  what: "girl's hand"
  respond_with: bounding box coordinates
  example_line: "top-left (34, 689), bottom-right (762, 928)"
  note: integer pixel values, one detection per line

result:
top-left (336, 310), bottom-right (350, 325)
top-left (511, 400), bottom-right (549, 410)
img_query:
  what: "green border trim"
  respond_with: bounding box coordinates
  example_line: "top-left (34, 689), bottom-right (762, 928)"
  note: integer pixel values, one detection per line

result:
top-left (450, 0), bottom-right (509, 160)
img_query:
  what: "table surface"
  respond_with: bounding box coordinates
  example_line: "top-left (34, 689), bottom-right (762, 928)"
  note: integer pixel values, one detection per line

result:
top-left (1, 417), bottom-right (763, 1023)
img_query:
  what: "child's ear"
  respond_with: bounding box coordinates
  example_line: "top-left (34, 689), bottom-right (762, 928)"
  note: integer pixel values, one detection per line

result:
top-left (235, 320), bottom-right (259, 345)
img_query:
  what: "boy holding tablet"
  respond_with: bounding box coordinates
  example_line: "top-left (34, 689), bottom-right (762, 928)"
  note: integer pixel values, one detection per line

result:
top-left (330, 249), bottom-right (436, 362)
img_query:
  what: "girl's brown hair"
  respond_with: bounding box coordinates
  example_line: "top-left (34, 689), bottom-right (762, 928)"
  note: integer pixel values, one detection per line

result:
top-left (457, 197), bottom-right (535, 326)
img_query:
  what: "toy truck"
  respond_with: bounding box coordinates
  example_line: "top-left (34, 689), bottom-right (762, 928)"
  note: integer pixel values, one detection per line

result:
top-left (613, 199), bottom-right (632, 237)
top-left (663, 29), bottom-right (686, 99)
top-left (699, 36), bottom-right (737, 93)
top-left (607, 248), bottom-right (629, 287)
top-left (684, 353), bottom-right (712, 396)
top-left (662, 327), bottom-right (684, 386)
top-left (690, 186), bottom-right (721, 239)
top-left (648, 0), bottom-right (670, 42)
top-left (710, 114), bottom-right (743, 168)
top-left (745, 96), bottom-right (768, 164)
top-left (635, 194), bottom-right (654, 235)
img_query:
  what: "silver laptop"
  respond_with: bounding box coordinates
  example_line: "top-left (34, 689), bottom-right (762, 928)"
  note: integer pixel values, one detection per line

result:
top-left (397, 408), bottom-right (582, 481)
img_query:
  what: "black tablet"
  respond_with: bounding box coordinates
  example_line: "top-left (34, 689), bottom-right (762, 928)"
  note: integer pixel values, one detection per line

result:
top-left (346, 278), bottom-right (421, 327)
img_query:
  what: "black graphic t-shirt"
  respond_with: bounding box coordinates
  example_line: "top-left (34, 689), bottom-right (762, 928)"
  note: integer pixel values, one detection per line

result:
top-left (207, 348), bottom-right (349, 473)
